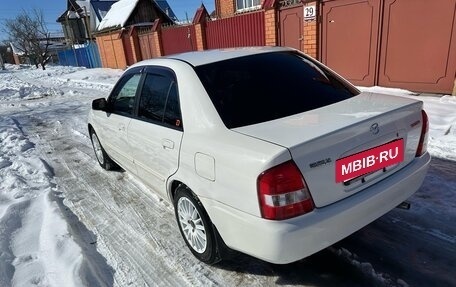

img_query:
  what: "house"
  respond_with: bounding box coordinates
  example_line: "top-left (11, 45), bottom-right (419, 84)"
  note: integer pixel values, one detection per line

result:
top-left (0, 45), bottom-right (14, 66)
top-left (215, 0), bottom-right (263, 18)
top-left (95, 0), bottom-right (176, 69)
top-left (96, 0), bottom-right (175, 32)
top-left (57, 0), bottom-right (118, 44)
top-left (8, 33), bottom-right (67, 66)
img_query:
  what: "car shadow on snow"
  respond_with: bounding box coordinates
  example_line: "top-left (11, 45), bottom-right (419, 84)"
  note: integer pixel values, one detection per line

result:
top-left (216, 247), bottom-right (384, 287)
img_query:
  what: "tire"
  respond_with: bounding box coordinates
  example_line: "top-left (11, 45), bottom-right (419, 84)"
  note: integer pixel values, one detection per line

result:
top-left (90, 130), bottom-right (117, 170)
top-left (174, 186), bottom-right (221, 264)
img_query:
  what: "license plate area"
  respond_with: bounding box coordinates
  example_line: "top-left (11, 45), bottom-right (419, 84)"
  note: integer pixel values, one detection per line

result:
top-left (336, 139), bottom-right (404, 183)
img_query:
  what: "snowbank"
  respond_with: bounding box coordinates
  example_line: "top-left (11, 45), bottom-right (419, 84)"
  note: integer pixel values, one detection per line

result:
top-left (0, 118), bottom-right (82, 286)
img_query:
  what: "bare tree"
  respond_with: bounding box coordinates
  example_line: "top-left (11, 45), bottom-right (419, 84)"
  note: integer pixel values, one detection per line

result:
top-left (2, 9), bottom-right (51, 70)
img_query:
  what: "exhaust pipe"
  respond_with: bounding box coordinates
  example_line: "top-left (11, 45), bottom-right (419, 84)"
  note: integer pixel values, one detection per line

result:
top-left (396, 201), bottom-right (411, 210)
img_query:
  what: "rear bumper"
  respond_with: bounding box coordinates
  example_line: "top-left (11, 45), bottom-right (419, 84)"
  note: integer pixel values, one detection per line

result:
top-left (200, 152), bottom-right (431, 264)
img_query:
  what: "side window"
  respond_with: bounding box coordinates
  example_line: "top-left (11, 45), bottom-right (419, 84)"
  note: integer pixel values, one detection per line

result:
top-left (163, 82), bottom-right (182, 128)
top-left (109, 73), bottom-right (141, 116)
top-left (138, 72), bottom-right (182, 129)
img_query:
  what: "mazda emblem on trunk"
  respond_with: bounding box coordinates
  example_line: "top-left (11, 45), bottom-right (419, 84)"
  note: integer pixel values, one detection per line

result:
top-left (370, 123), bottom-right (379, 135)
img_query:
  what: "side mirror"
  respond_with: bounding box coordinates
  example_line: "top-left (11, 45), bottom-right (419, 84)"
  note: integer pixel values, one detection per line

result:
top-left (92, 98), bottom-right (109, 112)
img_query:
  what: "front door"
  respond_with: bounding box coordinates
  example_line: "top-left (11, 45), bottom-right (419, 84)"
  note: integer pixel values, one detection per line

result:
top-left (99, 71), bottom-right (142, 174)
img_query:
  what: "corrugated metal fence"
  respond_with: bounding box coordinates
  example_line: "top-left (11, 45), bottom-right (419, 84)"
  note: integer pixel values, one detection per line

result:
top-left (205, 11), bottom-right (265, 49)
top-left (57, 42), bottom-right (101, 68)
top-left (162, 25), bottom-right (197, 55)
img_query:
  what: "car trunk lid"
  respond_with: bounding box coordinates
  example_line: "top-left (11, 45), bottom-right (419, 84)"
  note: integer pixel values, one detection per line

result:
top-left (233, 93), bottom-right (424, 208)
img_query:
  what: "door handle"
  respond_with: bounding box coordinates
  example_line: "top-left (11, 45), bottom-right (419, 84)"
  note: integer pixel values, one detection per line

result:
top-left (298, 36), bottom-right (304, 41)
top-left (162, 139), bottom-right (174, 149)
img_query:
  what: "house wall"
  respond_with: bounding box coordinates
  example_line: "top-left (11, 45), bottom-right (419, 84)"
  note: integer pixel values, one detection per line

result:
top-left (216, 0), bottom-right (266, 18)
top-left (216, 0), bottom-right (235, 18)
top-left (126, 0), bottom-right (163, 26)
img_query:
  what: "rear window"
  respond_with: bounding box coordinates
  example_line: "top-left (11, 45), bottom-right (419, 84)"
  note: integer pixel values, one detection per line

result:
top-left (194, 52), bottom-right (359, 128)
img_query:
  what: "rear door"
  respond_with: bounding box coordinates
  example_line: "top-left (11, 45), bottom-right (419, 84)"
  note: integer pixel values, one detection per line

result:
top-left (128, 67), bottom-right (183, 195)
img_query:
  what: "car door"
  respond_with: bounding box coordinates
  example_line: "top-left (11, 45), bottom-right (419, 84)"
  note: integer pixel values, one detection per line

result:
top-left (128, 67), bottom-right (183, 195)
top-left (97, 69), bottom-right (143, 174)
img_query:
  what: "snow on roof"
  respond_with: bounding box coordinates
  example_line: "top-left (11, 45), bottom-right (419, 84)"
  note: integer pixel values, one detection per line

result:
top-left (97, 0), bottom-right (139, 31)
top-left (66, 10), bottom-right (80, 19)
top-left (10, 42), bottom-right (25, 55)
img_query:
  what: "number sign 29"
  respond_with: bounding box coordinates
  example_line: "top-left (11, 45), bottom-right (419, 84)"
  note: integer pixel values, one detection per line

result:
top-left (304, 5), bottom-right (316, 20)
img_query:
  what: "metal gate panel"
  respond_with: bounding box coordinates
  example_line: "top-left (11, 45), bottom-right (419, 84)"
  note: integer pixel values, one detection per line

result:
top-left (378, 0), bottom-right (456, 93)
top-left (279, 5), bottom-right (304, 51)
top-left (205, 11), bottom-right (265, 49)
top-left (321, 0), bottom-right (381, 86)
top-left (161, 25), bottom-right (197, 56)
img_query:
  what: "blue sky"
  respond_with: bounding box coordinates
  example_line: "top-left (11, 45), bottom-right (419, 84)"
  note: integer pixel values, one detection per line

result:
top-left (0, 0), bottom-right (214, 41)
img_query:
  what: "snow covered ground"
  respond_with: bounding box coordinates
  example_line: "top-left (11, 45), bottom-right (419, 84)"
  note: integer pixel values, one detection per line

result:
top-left (0, 64), bottom-right (454, 287)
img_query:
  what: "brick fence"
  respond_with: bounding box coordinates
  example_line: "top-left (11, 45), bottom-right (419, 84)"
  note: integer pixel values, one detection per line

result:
top-left (95, 2), bottom-right (319, 69)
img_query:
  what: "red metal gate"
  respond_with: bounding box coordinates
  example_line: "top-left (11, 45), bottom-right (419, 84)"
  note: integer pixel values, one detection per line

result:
top-left (321, 0), bottom-right (456, 93)
top-left (321, 0), bottom-right (381, 87)
top-left (161, 25), bottom-right (197, 56)
top-left (205, 11), bottom-right (265, 49)
top-left (279, 3), bottom-right (304, 51)
top-left (378, 0), bottom-right (456, 93)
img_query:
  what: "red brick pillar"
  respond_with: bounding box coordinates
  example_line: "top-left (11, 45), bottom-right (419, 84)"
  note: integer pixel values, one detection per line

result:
top-left (129, 27), bottom-right (142, 63)
top-left (151, 19), bottom-right (163, 57)
top-left (95, 35), bottom-right (107, 68)
top-left (194, 23), bottom-right (206, 51)
top-left (193, 5), bottom-right (209, 51)
top-left (303, 1), bottom-right (318, 59)
top-left (264, 8), bottom-right (277, 46)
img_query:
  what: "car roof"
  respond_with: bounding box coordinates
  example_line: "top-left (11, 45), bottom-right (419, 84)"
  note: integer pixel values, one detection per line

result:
top-left (133, 46), bottom-right (295, 68)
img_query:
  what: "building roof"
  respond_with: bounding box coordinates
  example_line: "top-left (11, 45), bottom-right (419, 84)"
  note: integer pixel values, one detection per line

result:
top-left (155, 0), bottom-right (177, 21)
top-left (97, 0), bottom-right (175, 31)
top-left (91, 1), bottom-right (118, 21)
top-left (10, 43), bottom-right (25, 55)
top-left (57, 0), bottom-right (118, 22)
top-left (97, 0), bottom-right (138, 31)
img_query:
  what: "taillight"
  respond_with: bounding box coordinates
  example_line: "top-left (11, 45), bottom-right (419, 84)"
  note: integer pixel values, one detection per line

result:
top-left (257, 160), bottom-right (314, 220)
top-left (416, 110), bottom-right (429, 157)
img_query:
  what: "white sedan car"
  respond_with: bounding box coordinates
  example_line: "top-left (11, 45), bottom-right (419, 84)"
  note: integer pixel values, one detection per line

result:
top-left (88, 47), bottom-right (430, 264)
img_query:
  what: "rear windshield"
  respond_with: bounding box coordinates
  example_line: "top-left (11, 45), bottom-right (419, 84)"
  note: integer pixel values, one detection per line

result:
top-left (194, 51), bottom-right (359, 128)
